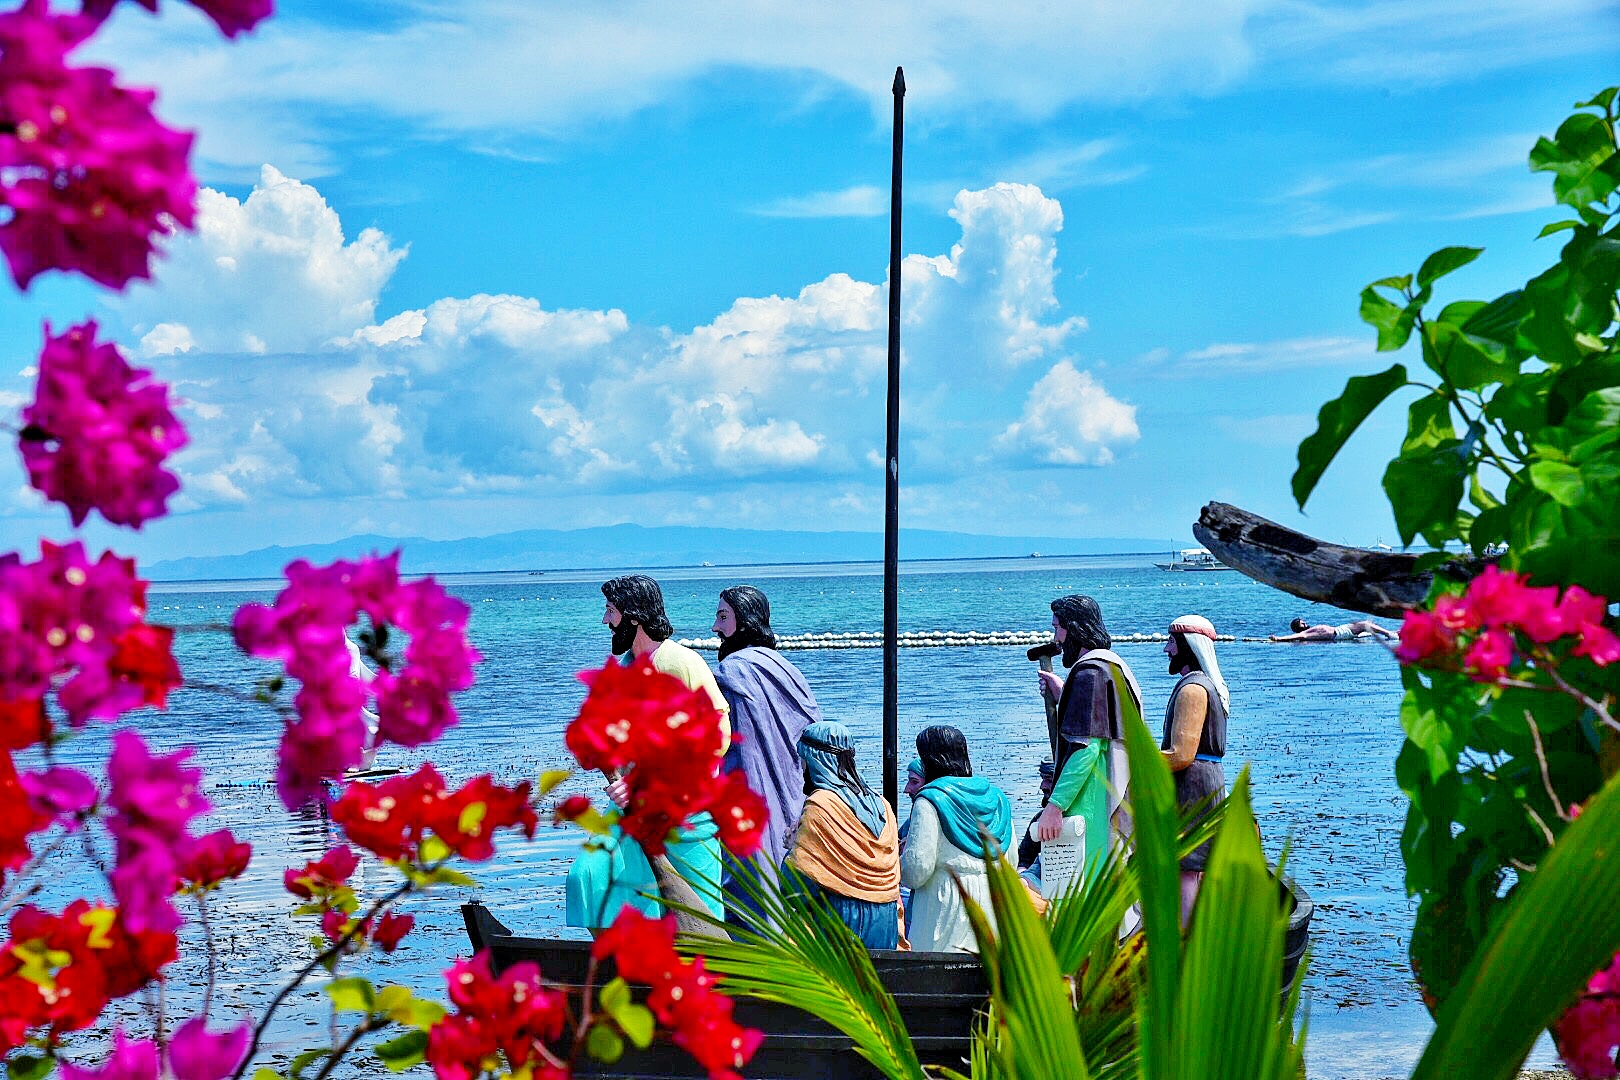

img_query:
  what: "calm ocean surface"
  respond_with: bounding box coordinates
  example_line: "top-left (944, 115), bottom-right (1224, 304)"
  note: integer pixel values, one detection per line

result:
top-left (22, 554), bottom-right (1556, 1078)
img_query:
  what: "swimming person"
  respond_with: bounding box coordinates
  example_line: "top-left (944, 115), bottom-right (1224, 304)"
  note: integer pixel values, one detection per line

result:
top-left (711, 585), bottom-right (819, 918)
top-left (1270, 617), bottom-right (1398, 642)
top-left (565, 575), bottom-right (728, 931)
top-left (1033, 596), bottom-right (1146, 870)
top-left (1162, 614), bottom-right (1230, 926)
top-left (782, 721), bottom-right (901, 949)
top-left (901, 726), bottom-right (1012, 954)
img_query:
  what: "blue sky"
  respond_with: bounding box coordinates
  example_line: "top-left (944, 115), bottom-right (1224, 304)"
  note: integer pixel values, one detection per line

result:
top-left (1, 0), bottom-right (1617, 563)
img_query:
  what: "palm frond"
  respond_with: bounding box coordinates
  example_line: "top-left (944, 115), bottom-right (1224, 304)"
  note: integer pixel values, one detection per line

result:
top-left (664, 857), bottom-right (929, 1080)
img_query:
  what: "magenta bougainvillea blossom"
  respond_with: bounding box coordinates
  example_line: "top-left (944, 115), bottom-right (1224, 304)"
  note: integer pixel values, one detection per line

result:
top-left (20, 320), bottom-right (187, 528)
top-left (105, 730), bottom-right (209, 931)
top-left (80, 0), bottom-right (272, 40)
top-left (0, 540), bottom-right (179, 728)
top-left (1555, 951), bottom-right (1620, 1079)
top-left (0, 0), bottom-right (197, 289)
top-left (233, 553), bottom-right (481, 808)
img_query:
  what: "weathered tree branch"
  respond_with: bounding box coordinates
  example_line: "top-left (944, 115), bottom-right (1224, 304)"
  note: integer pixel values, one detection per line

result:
top-left (1193, 501), bottom-right (1466, 616)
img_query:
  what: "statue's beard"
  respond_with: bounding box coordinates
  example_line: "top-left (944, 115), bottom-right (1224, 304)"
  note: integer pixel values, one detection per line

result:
top-left (1061, 635), bottom-right (1083, 668)
top-left (610, 619), bottom-right (638, 656)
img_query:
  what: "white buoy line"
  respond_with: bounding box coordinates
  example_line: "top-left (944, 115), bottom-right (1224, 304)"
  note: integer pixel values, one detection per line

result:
top-left (675, 630), bottom-right (1266, 651)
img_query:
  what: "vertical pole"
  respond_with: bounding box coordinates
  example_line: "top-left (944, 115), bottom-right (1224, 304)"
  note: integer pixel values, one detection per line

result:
top-left (883, 66), bottom-right (905, 812)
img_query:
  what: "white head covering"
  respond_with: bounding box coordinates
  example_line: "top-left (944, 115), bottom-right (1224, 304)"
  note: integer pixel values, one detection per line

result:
top-left (1169, 615), bottom-right (1229, 712)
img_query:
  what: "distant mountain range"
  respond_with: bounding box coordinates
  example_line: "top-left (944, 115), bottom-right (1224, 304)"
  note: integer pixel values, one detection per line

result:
top-left (146, 524), bottom-right (1183, 581)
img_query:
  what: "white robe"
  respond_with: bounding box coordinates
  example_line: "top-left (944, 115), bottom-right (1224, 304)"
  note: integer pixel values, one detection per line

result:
top-left (900, 799), bottom-right (996, 954)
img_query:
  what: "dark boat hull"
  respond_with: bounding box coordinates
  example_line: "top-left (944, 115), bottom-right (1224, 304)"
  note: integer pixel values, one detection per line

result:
top-left (462, 877), bottom-right (1313, 1079)
top-left (462, 902), bottom-right (985, 1079)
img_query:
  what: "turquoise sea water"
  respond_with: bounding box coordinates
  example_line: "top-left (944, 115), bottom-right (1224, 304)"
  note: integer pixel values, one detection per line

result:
top-left (21, 555), bottom-right (1557, 1078)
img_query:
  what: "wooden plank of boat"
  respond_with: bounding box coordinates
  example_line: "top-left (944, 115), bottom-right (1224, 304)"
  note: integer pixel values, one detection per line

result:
top-left (462, 902), bottom-right (986, 1079)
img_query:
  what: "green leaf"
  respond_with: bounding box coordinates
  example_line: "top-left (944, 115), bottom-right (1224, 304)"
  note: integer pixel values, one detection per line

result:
top-left (599, 976), bottom-right (632, 1017)
top-left (616, 1003), bottom-right (657, 1049)
top-left (586, 1023), bottom-right (625, 1065)
top-left (1383, 435), bottom-right (1471, 546)
top-left (1370, 274), bottom-right (1413, 290)
top-left (289, 1049), bottom-right (330, 1080)
top-left (1413, 765), bottom-right (1620, 1080)
top-left (1461, 289), bottom-right (1529, 349)
top-left (1293, 363), bottom-right (1408, 508)
top-left (8, 1055), bottom-right (53, 1080)
top-left (419, 835), bottom-right (452, 863)
top-left (252, 1070), bottom-right (281, 1080)
top-left (1417, 246), bottom-right (1484, 288)
top-left (1537, 220), bottom-right (1581, 238)
top-left (373, 1029), bottom-right (429, 1073)
top-left (422, 866), bottom-right (477, 888)
top-left (1528, 460), bottom-right (1587, 507)
top-left (1575, 87), bottom-right (1618, 112)
top-left (1360, 286), bottom-right (1419, 351)
top-left (1124, 712), bottom-right (1185, 1077)
top-left (1422, 322), bottom-right (1516, 391)
top-left (1529, 111), bottom-right (1619, 208)
top-left (325, 975), bottom-right (376, 1014)
top-left (1401, 394), bottom-right (1456, 453)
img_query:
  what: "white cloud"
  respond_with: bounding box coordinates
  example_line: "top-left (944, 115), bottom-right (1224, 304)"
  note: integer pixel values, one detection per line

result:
top-left (1157, 335), bottom-right (1372, 376)
top-left (110, 170), bottom-right (1121, 505)
top-left (751, 185), bottom-right (887, 218)
top-left (995, 361), bottom-right (1139, 466)
top-left (118, 166), bottom-right (408, 354)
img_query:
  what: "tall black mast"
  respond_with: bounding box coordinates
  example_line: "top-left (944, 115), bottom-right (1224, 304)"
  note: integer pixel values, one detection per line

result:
top-left (882, 66), bottom-right (905, 811)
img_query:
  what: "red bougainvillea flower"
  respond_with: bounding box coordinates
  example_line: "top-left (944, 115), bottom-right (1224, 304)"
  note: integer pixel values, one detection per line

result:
top-left (568, 659), bottom-right (766, 857)
top-left (283, 844), bottom-right (358, 899)
top-left (371, 910), bottom-right (414, 952)
top-left (233, 554), bottom-right (480, 808)
top-left (555, 794), bottom-right (591, 822)
top-left (80, 0), bottom-right (272, 39)
top-left (329, 764), bottom-right (536, 864)
top-left (1554, 950), bottom-right (1620, 1078)
top-left (0, 900), bottom-right (176, 1052)
top-left (427, 953), bottom-right (567, 1080)
top-left (0, 1), bottom-right (197, 290)
top-left (178, 829), bottom-right (250, 890)
top-left (0, 749), bottom-right (49, 874)
top-left (19, 321), bottom-right (187, 528)
top-left (593, 910), bottom-right (761, 1080)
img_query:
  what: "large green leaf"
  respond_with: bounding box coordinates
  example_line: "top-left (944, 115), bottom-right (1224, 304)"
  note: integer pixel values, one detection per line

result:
top-left (1416, 246), bottom-right (1484, 289)
top-left (1360, 286), bottom-right (1420, 351)
top-left (1171, 772), bottom-right (1305, 1080)
top-left (1529, 110), bottom-right (1619, 208)
top-left (1413, 764), bottom-right (1620, 1079)
top-left (1293, 363), bottom-right (1408, 508)
top-left (1122, 716), bottom-right (1184, 1077)
top-left (1382, 431), bottom-right (1473, 546)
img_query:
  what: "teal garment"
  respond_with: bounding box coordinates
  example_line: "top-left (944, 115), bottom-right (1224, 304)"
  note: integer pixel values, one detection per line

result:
top-left (1049, 739), bottom-right (1110, 880)
top-left (797, 720), bottom-right (887, 838)
top-left (914, 776), bottom-right (1013, 857)
top-left (782, 868), bottom-right (899, 950)
top-left (565, 813), bottom-right (724, 929)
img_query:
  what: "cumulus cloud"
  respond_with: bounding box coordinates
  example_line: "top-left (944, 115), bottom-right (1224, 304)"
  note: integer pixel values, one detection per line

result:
top-left (120, 166), bottom-right (407, 356)
top-left (995, 361), bottom-right (1140, 466)
top-left (108, 170), bottom-right (1127, 507)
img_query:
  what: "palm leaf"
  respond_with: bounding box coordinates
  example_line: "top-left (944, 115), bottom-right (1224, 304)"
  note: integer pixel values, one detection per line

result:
top-left (1120, 715), bottom-right (1185, 1076)
top-left (1412, 763), bottom-right (1620, 1080)
top-left (665, 858), bottom-right (929, 1080)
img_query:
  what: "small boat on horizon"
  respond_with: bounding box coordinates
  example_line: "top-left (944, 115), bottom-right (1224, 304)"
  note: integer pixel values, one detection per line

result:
top-left (1155, 547), bottom-right (1236, 572)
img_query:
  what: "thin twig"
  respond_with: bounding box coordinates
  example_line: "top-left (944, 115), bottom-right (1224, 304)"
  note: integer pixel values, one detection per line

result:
top-left (1525, 804), bottom-right (1557, 848)
top-left (567, 953), bottom-right (602, 1070)
top-left (310, 1018), bottom-right (382, 1080)
top-left (1523, 710), bottom-right (1570, 822)
top-left (196, 891), bottom-right (219, 1017)
top-left (231, 880), bottom-right (413, 1080)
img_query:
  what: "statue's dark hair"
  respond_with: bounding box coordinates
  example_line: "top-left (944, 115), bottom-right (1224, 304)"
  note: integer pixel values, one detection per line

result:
top-left (601, 575), bottom-right (673, 641)
top-left (1170, 631), bottom-right (1204, 672)
top-left (916, 725), bottom-right (973, 783)
top-left (718, 584), bottom-right (776, 661)
top-left (1051, 594), bottom-right (1110, 665)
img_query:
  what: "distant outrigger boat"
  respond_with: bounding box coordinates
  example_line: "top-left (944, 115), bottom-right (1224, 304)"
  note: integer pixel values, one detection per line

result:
top-left (1155, 547), bottom-right (1236, 572)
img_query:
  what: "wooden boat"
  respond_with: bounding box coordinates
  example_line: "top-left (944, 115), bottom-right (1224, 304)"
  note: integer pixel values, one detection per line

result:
top-left (461, 901), bottom-right (987, 1079)
top-left (1154, 547), bottom-right (1237, 572)
top-left (462, 882), bottom-right (1313, 1079)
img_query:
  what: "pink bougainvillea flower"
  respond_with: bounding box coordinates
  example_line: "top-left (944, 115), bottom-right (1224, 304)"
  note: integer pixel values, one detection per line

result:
top-left (80, 0), bottom-right (272, 39)
top-left (234, 554), bottom-right (480, 807)
top-left (60, 1030), bottom-right (160, 1080)
top-left (1574, 623), bottom-right (1620, 667)
top-left (1555, 951), bottom-right (1620, 1078)
top-left (105, 731), bottom-right (207, 930)
top-left (19, 321), bottom-right (187, 528)
top-left (0, 1), bottom-right (197, 290)
top-left (283, 844), bottom-right (358, 898)
top-left (19, 765), bottom-right (96, 822)
top-left (1464, 628), bottom-right (1516, 682)
top-left (165, 1017), bottom-right (249, 1080)
top-left (371, 910), bottom-right (414, 952)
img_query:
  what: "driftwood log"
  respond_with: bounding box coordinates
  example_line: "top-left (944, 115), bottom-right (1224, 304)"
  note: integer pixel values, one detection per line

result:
top-left (1193, 501), bottom-right (1455, 617)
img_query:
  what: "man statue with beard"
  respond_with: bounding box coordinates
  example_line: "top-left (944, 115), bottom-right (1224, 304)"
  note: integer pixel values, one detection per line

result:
top-left (1161, 614), bottom-right (1230, 925)
top-left (1031, 595), bottom-right (1147, 884)
top-left (711, 585), bottom-right (819, 926)
top-left (566, 574), bottom-right (730, 931)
